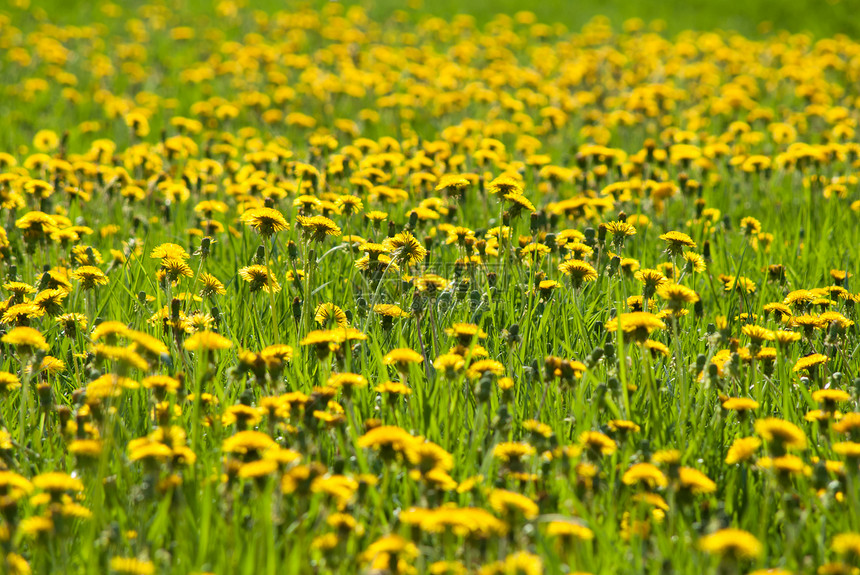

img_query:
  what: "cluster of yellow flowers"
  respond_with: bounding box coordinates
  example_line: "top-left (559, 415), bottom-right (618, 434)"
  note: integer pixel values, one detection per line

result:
top-left (1, 2), bottom-right (860, 574)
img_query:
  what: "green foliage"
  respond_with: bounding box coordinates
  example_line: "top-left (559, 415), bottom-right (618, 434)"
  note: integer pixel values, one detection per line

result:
top-left (0, 1), bottom-right (859, 575)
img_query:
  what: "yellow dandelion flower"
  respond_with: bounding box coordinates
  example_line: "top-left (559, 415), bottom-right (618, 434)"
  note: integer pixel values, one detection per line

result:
top-left (793, 353), bottom-right (829, 373)
top-left (659, 231), bottom-right (696, 255)
top-left (755, 418), bottom-right (807, 451)
top-left (184, 331), bottom-right (232, 352)
top-left (240, 207), bottom-right (289, 237)
top-left (622, 463), bottom-right (667, 489)
top-left (2, 326), bottom-right (49, 352)
top-left (558, 259), bottom-right (598, 288)
top-left (488, 488), bottom-right (539, 520)
top-left (606, 312), bottom-right (666, 343)
top-left (69, 266), bottom-right (109, 290)
top-left (699, 528), bottom-right (763, 560)
top-left (238, 265), bottom-right (281, 294)
top-left (108, 557), bottom-right (156, 575)
top-left (677, 467), bottom-right (717, 495)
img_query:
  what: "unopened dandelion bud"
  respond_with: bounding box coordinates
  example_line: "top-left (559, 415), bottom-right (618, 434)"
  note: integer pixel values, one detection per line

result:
top-left (476, 374), bottom-right (493, 402)
top-left (407, 210), bottom-right (418, 229)
top-left (37, 383), bottom-right (53, 410)
top-left (707, 362), bottom-right (719, 379)
top-left (200, 237), bottom-right (211, 258)
top-left (495, 404), bottom-right (511, 429)
top-left (170, 298), bottom-right (181, 320)
top-left (608, 255), bottom-right (620, 276)
top-left (604, 342), bottom-right (616, 361)
top-left (469, 290), bottom-right (481, 311)
top-left (387, 219), bottom-right (397, 238)
top-left (38, 272), bottom-right (53, 292)
top-left (583, 227), bottom-right (596, 248)
top-left (595, 384), bottom-right (608, 408)
top-left (436, 292), bottom-right (451, 313)
top-left (292, 297), bottom-right (302, 323)
top-left (505, 325), bottom-right (521, 348)
top-left (589, 347), bottom-right (604, 368)
top-left (410, 292), bottom-right (424, 315)
top-left (57, 405), bottom-right (72, 428)
top-left (811, 461), bottom-right (829, 490)
top-left (254, 245), bottom-right (265, 264)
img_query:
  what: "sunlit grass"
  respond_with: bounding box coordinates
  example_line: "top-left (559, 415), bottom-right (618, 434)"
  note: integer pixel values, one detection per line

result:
top-left (0, 1), bottom-right (859, 574)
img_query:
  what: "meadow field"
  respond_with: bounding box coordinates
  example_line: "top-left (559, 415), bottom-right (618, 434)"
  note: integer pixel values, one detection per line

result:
top-left (1, 0), bottom-right (860, 573)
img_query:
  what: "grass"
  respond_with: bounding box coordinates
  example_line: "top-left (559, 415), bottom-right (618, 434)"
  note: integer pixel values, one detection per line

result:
top-left (1, 1), bottom-right (860, 574)
top-left (354, 0), bottom-right (860, 37)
